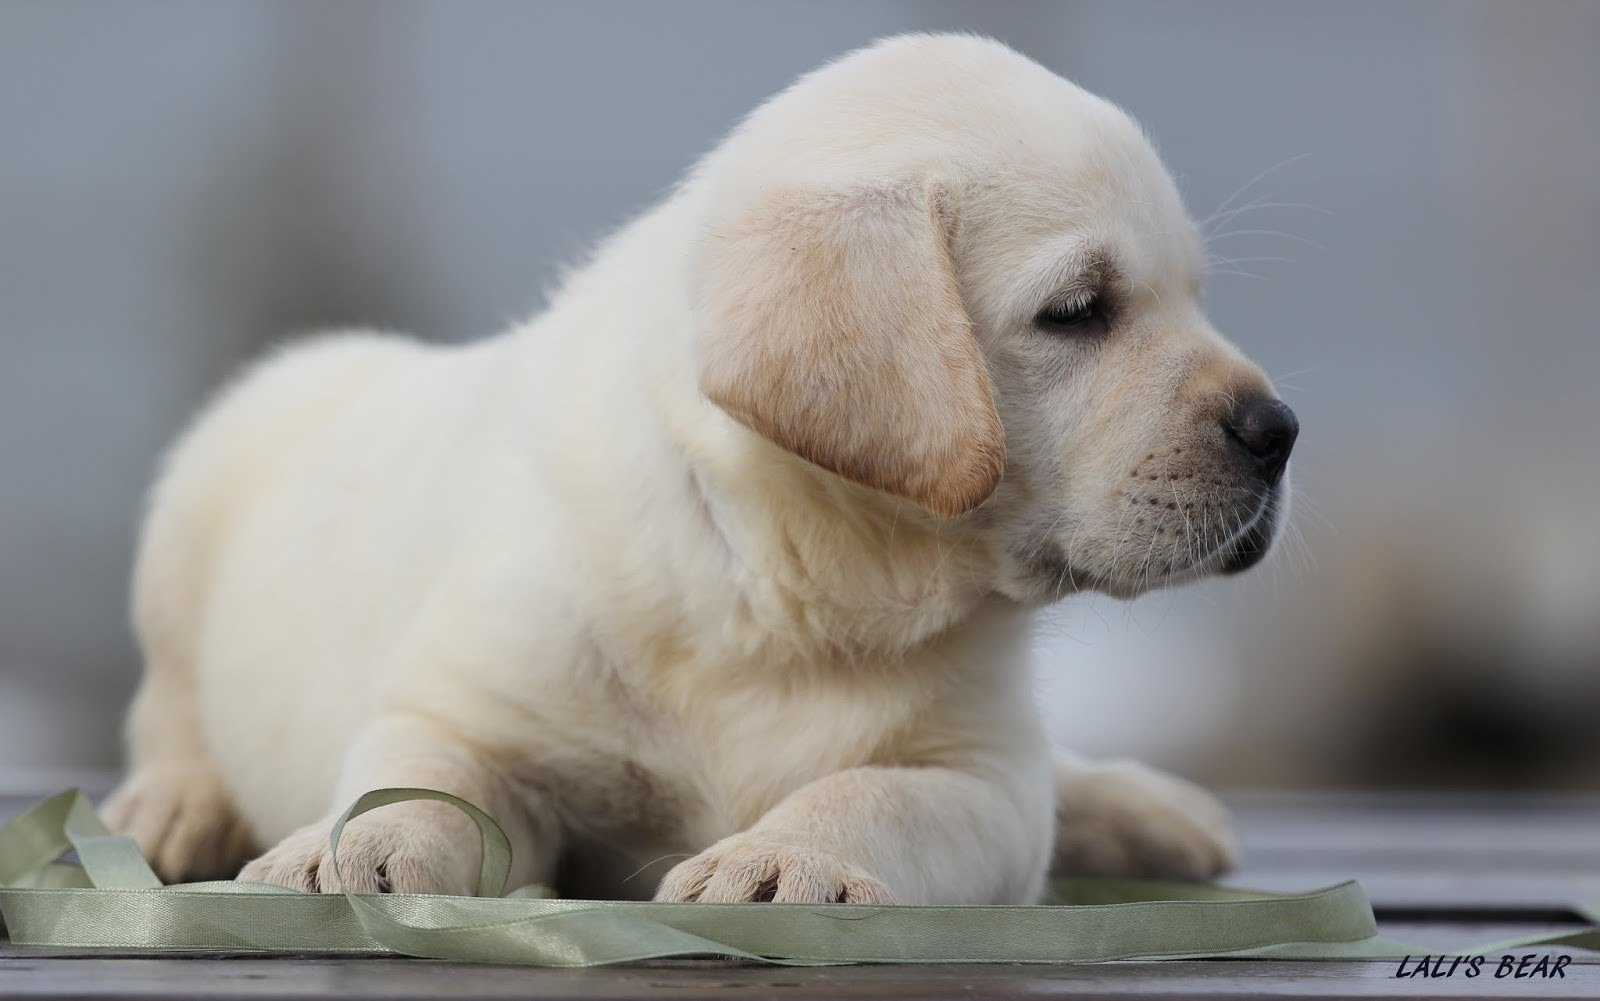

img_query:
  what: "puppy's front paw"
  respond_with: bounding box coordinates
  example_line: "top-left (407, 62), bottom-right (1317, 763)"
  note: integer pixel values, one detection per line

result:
top-left (103, 766), bottom-right (255, 883)
top-left (655, 833), bottom-right (893, 904)
top-left (1053, 759), bottom-right (1237, 881)
top-left (238, 808), bottom-right (478, 895)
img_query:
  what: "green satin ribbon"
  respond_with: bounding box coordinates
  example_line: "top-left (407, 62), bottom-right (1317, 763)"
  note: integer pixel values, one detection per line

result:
top-left (1, 788), bottom-right (1596, 966)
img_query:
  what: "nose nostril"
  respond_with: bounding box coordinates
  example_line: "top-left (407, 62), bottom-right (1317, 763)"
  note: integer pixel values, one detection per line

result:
top-left (1225, 397), bottom-right (1299, 481)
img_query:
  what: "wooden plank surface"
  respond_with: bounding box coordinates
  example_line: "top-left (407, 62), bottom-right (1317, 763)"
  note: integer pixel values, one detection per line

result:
top-left (3, 778), bottom-right (1596, 999)
top-left (1225, 791), bottom-right (1600, 910)
top-left (1, 952), bottom-right (1596, 1000)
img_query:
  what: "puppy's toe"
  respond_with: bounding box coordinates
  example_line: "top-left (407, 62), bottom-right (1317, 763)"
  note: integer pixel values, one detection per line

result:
top-left (1053, 759), bottom-right (1238, 881)
top-left (238, 814), bottom-right (478, 896)
top-left (102, 767), bottom-right (255, 884)
top-left (238, 824), bottom-right (328, 893)
top-left (656, 833), bottom-right (893, 904)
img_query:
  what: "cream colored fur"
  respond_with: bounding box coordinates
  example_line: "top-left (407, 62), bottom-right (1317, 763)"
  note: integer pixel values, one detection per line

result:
top-left (104, 35), bottom-right (1275, 904)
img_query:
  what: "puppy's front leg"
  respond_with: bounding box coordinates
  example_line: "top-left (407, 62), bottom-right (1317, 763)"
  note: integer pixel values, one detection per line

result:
top-left (1051, 752), bottom-right (1237, 881)
top-left (657, 765), bottom-right (1052, 905)
top-left (239, 714), bottom-right (557, 895)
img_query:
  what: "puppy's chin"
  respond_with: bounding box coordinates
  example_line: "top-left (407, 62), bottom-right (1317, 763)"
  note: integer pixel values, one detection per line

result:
top-left (998, 547), bottom-right (1141, 605)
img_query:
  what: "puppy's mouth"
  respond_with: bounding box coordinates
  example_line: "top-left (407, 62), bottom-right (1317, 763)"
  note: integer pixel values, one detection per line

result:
top-left (1014, 481), bottom-right (1286, 601)
top-left (1134, 485), bottom-right (1280, 587)
top-left (1212, 487), bottom-right (1281, 575)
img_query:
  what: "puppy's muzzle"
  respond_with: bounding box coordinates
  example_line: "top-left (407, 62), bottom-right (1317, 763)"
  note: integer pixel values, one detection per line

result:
top-left (1214, 396), bottom-right (1298, 575)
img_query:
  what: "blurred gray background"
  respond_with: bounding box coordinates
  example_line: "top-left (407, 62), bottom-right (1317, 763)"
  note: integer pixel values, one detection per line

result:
top-left (3, 1), bottom-right (1597, 788)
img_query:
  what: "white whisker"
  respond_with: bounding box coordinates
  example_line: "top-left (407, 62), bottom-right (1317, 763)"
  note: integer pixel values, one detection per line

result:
top-left (1199, 154), bottom-right (1313, 230)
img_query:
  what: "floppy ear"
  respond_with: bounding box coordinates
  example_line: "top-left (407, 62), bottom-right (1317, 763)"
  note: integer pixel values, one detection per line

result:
top-left (696, 179), bottom-right (1004, 518)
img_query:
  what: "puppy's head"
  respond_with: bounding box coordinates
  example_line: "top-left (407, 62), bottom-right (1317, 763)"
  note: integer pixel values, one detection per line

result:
top-left (694, 35), bottom-right (1297, 602)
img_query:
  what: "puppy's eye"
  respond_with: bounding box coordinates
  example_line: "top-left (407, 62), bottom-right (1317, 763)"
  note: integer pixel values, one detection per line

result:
top-left (1034, 295), bottom-right (1106, 335)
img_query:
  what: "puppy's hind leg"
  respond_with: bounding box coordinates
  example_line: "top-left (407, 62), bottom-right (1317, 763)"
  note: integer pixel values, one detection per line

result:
top-left (102, 669), bottom-right (257, 883)
top-left (102, 513), bottom-right (255, 883)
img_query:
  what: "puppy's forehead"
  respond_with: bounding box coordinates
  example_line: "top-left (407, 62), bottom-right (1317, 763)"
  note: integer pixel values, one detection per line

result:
top-left (707, 34), bottom-right (1201, 275)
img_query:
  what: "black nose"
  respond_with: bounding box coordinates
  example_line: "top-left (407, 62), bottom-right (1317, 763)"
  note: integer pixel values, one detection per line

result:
top-left (1225, 397), bottom-right (1298, 484)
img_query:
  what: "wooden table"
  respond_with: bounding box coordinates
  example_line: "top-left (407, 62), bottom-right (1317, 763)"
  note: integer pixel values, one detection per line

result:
top-left (3, 780), bottom-right (1596, 999)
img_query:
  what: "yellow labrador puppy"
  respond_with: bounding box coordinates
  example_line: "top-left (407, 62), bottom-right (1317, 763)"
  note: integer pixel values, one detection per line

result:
top-left (105, 34), bottom-right (1295, 904)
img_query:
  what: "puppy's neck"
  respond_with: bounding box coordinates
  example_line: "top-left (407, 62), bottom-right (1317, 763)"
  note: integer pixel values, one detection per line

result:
top-left (686, 428), bottom-right (997, 661)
